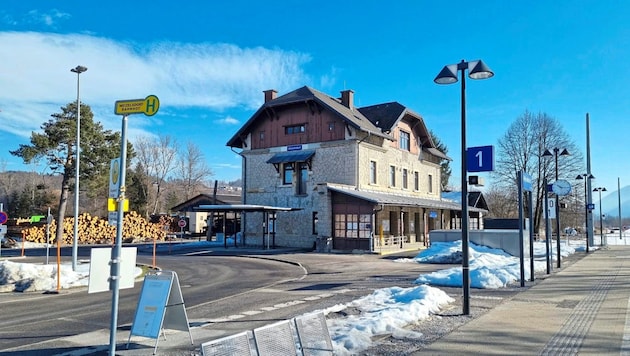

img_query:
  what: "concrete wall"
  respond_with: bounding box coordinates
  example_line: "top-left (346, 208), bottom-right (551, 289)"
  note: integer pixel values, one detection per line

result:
top-left (429, 227), bottom-right (531, 257)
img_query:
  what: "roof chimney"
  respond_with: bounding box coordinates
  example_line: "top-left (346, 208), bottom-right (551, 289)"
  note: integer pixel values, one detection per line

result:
top-left (340, 90), bottom-right (354, 110)
top-left (263, 89), bottom-right (278, 103)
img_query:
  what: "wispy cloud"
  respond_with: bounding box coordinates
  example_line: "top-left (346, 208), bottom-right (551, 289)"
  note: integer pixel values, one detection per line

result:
top-left (0, 31), bottom-right (313, 139)
top-left (214, 116), bottom-right (240, 125)
top-left (26, 9), bottom-right (71, 27)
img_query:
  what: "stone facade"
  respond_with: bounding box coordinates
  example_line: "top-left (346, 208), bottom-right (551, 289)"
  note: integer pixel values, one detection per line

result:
top-left (227, 86), bottom-right (467, 251)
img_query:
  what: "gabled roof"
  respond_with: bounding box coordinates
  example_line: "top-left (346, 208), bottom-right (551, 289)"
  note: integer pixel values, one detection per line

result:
top-left (359, 102), bottom-right (449, 160)
top-left (226, 86), bottom-right (449, 161)
top-left (357, 101), bottom-right (407, 131)
top-left (170, 193), bottom-right (242, 212)
top-left (226, 86), bottom-right (391, 147)
top-left (441, 191), bottom-right (489, 211)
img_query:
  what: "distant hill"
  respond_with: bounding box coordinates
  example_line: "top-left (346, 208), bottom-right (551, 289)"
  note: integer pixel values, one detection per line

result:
top-left (594, 185), bottom-right (630, 219)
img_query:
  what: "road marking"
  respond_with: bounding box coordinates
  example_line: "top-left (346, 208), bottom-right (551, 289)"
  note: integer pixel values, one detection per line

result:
top-left (208, 289), bottom-right (353, 325)
top-left (242, 310), bottom-right (263, 316)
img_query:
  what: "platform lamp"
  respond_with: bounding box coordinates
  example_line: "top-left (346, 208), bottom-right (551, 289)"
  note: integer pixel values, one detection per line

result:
top-left (434, 59), bottom-right (494, 316)
top-left (593, 187), bottom-right (607, 246)
top-left (576, 174), bottom-right (595, 252)
top-left (70, 65), bottom-right (87, 272)
top-left (543, 148), bottom-right (569, 268)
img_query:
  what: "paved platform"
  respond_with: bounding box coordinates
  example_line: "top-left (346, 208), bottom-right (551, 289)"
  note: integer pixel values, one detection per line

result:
top-left (413, 245), bottom-right (630, 355)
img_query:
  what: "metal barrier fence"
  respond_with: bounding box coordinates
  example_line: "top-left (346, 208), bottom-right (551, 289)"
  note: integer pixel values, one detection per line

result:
top-left (201, 312), bottom-right (333, 356)
top-left (200, 331), bottom-right (254, 356)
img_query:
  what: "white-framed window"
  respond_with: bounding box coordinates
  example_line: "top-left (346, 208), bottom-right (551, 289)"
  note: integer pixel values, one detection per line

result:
top-left (390, 166), bottom-right (396, 187)
top-left (370, 161), bottom-right (377, 184)
top-left (296, 163), bottom-right (308, 195)
top-left (399, 130), bottom-right (410, 151)
top-left (414, 171), bottom-right (419, 191)
top-left (402, 169), bottom-right (408, 189)
top-left (283, 163), bottom-right (293, 185)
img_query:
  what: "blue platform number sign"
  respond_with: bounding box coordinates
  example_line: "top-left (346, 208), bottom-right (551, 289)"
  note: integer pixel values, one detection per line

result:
top-left (467, 145), bottom-right (494, 172)
top-left (522, 172), bottom-right (533, 192)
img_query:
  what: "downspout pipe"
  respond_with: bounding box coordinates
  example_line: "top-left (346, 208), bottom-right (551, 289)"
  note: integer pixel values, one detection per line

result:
top-left (231, 147), bottom-right (246, 245)
top-left (372, 204), bottom-right (384, 253)
top-left (356, 132), bottom-right (372, 189)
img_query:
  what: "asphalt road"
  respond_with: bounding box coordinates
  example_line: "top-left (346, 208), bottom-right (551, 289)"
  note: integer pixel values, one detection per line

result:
top-left (0, 243), bottom-right (450, 355)
top-left (0, 245), bottom-right (303, 353)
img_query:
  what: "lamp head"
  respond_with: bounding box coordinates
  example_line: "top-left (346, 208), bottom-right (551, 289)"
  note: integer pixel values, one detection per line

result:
top-left (434, 64), bottom-right (458, 85)
top-left (71, 65), bottom-right (88, 74)
top-left (542, 149), bottom-right (553, 157)
top-left (468, 60), bottom-right (494, 80)
top-left (560, 148), bottom-right (570, 156)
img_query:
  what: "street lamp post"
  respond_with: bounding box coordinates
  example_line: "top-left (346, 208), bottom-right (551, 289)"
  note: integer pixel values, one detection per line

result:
top-left (593, 187), bottom-right (607, 246)
top-left (71, 65), bottom-right (87, 272)
top-left (543, 148), bottom-right (569, 268)
top-left (435, 59), bottom-right (493, 316)
top-left (576, 174), bottom-right (595, 252)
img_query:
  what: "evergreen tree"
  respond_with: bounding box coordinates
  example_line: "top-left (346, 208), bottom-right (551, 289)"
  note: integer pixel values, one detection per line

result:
top-left (10, 102), bottom-right (123, 244)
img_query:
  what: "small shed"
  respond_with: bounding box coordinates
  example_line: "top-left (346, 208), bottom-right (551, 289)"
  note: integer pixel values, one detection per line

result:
top-left (170, 193), bottom-right (241, 234)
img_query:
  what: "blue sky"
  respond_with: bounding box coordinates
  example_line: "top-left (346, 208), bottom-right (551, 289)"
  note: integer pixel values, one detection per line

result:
top-left (0, 1), bottom-right (628, 198)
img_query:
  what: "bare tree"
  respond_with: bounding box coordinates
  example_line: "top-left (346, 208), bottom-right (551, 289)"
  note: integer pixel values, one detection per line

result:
top-left (484, 185), bottom-right (518, 219)
top-left (492, 111), bottom-right (583, 233)
top-left (133, 135), bottom-right (179, 217)
top-left (176, 141), bottom-right (213, 200)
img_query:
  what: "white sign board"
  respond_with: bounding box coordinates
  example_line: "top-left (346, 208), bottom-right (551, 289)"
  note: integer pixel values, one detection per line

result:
top-left (88, 247), bottom-right (137, 293)
top-left (128, 271), bottom-right (193, 353)
top-left (544, 198), bottom-right (557, 219)
top-left (109, 157), bottom-right (121, 198)
top-left (108, 211), bottom-right (118, 226)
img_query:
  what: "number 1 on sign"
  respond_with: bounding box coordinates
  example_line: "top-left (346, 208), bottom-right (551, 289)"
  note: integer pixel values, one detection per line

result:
top-left (467, 145), bottom-right (494, 172)
top-left (475, 150), bottom-right (483, 168)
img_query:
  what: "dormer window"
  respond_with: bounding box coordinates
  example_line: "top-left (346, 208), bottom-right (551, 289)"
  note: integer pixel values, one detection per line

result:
top-left (399, 130), bottom-right (410, 151)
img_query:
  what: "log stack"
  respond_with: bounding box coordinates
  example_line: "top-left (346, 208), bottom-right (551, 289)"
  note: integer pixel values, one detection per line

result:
top-left (20, 211), bottom-right (170, 244)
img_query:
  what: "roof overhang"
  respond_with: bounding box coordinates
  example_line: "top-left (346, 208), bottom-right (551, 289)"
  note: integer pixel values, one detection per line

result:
top-left (194, 204), bottom-right (302, 212)
top-left (327, 186), bottom-right (486, 212)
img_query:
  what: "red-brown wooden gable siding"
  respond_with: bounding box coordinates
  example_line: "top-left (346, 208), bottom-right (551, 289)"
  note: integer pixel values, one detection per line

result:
top-left (250, 102), bottom-right (347, 149)
top-left (389, 119), bottom-right (420, 155)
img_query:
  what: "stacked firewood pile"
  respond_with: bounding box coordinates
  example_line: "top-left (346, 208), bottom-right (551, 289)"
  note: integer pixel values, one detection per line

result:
top-left (20, 211), bottom-right (171, 244)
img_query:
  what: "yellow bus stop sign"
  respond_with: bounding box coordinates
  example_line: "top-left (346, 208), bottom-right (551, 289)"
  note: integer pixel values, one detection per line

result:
top-left (114, 95), bottom-right (159, 116)
top-left (108, 198), bottom-right (129, 212)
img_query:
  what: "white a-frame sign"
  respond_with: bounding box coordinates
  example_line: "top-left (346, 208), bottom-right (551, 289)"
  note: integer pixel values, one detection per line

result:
top-left (127, 271), bottom-right (193, 354)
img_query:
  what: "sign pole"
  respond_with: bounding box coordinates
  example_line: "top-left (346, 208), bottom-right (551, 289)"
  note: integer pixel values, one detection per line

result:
top-left (45, 207), bottom-right (51, 265)
top-left (528, 188), bottom-right (534, 282)
top-left (544, 179), bottom-right (551, 274)
top-left (517, 171), bottom-right (525, 287)
top-left (109, 114), bottom-right (128, 355)
top-left (109, 95), bottom-right (158, 355)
